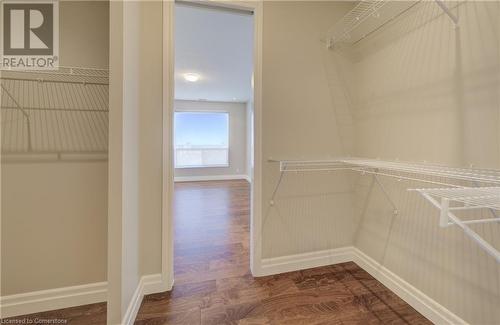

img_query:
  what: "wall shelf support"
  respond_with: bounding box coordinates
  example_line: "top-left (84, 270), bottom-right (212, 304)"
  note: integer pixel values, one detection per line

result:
top-left (271, 158), bottom-right (500, 263)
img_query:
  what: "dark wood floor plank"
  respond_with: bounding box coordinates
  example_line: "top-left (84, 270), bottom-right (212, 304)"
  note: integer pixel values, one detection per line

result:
top-left (1, 302), bottom-right (107, 325)
top-left (136, 180), bottom-right (430, 325)
top-left (2, 180), bottom-right (431, 325)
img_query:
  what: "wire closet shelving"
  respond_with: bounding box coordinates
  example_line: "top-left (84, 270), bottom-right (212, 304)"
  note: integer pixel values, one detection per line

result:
top-left (1, 66), bottom-right (109, 161)
top-left (272, 158), bottom-right (500, 263)
top-left (325, 0), bottom-right (458, 49)
top-left (308, 0), bottom-right (500, 261)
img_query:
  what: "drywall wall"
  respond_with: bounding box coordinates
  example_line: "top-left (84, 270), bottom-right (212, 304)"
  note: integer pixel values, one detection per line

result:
top-left (1, 1), bottom-right (109, 296)
top-left (59, 1), bottom-right (109, 68)
top-left (108, 0), bottom-right (125, 322)
top-left (107, 0), bottom-right (143, 322)
top-left (138, 0), bottom-right (164, 279)
top-left (108, 1), bottom-right (167, 322)
top-left (246, 101), bottom-right (254, 181)
top-left (1, 163), bottom-right (107, 295)
top-left (120, 0), bottom-right (141, 318)
top-left (344, 1), bottom-right (500, 323)
top-left (174, 100), bottom-right (248, 180)
top-left (260, 1), bottom-right (357, 259)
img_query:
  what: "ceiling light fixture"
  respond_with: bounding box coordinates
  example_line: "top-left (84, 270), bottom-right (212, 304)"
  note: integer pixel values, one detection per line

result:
top-left (183, 73), bottom-right (200, 82)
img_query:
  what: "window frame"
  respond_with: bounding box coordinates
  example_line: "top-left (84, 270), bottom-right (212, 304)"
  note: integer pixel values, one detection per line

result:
top-left (173, 110), bottom-right (230, 169)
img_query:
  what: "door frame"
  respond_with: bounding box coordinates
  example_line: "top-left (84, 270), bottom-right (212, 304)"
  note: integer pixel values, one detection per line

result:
top-left (161, 0), bottom-right (264, 290)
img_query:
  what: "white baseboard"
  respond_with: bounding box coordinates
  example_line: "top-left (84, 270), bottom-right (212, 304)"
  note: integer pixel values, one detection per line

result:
top-left (1, 251), bottom-right (465, 325)
top-left (0, 282), bottom-right (107, 319)
top-left (260, 246), bottom-right (354, 276)
top-left (260, 246), bottom-right (465, 325)
top-left (143, 273), bottom-right (174, 296)
top-left (0, 274), bottom-right (166, 322)
top-left (351, 248), bottom-right (466, 325)
top-left (174, 174), bottom-right (249, 182)
top-left (121, 273), bottom-right (165, 325)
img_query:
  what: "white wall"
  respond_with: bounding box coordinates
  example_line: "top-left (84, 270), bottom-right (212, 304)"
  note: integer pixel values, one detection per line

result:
top-left (107, 0), bottom-right (141, 322)
top-left (341, 1), bottom-right (500, 323)
top-left (108, 1), bottom-right (166, 322)
top-left (1, 163), bottom-right (107, 295)
top-left (139, 0), bottom-right (164, 279)
top-left (1, 1), bottom-right (109, 297)
top-left (174, 100), bottom-right (248, 181)
top-left (246, 101), bottom-right (254, 181)
top-left (59, 1), bottom-right (109, 68)
top-left (260, 1), bottom-right (356, 259)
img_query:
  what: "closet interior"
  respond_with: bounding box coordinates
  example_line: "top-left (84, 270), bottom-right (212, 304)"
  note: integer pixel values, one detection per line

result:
top-left (0, 0), bottom-right (498, 324)
top-left (1, 1), bottom-right (109, 319)
top-left (263, 0), bottom-right (499, 323)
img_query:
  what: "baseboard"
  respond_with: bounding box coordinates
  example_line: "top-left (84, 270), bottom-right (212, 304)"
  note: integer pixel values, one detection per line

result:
top-left (121, 273), bottom-right (165, 325)
top-left (351, 248), bottom-right (466, 325)
top-left (174, 174), bottom-right (248, 182)
top-left (1, 252), bottom-right (465, 325)
top-left (260, 246), bottom-right (354, 276)
top-left (260, 246), bottom-right (466, 325)
top-left (0, 274), bottom-right (166, 322)
top-left (142, 274), bottom-right (166, 295)
top-left (0, 282), bottom-right (107, 319)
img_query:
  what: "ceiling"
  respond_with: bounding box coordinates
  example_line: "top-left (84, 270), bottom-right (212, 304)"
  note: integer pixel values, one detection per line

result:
top-left (174, 4), bottom-right (254, 102)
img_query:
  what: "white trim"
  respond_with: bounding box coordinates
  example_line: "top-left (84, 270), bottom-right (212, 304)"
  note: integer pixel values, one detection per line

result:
top-left (0, 248), bottom-right (467, 325)
top-left (260, 247), bottom-right (354, 276)
top-left (0, 274), bottom-right (166, 321)
top-left (141, 274), bottom-right (167, 296)
top-left (162, 0), bottom-right (264, 286)
top-left (351, 248), bottom-right (467, 325)
top-left (121, 280), bottom-right (142, 325)
top-left (162, 0), bottom-right (176, 296)
top-left (121, 273), bottom-right (164, 325)
top-left (174, 174), bottom-right (249, 182)
top-left (249, 0), bottom-right (263, 278)
top-left (260, 247), bottom-right (466, 325)
top-left (0, 282), bottom-right (107, 319)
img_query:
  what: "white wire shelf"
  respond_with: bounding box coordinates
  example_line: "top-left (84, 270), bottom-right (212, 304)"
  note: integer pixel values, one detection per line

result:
top-left (1, 66), bottom-right (109, 159)
top-left (1, 66), bottom-right (109, 85)
top-left (410, 186), bottom-right (500, 263)
top-left (273, 158), bottom-right (500, 263)
top-left (412, 187), bottom-right (500, 212)
top-left (325, 0), bottom-right (458, 49)
top-left (279, 158), bottom-right (500, 186)
top-left (325, 0), bottom-right (416, 49)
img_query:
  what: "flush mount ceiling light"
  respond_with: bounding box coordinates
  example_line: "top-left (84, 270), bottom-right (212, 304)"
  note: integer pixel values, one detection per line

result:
top-left (183, 73), bottom-right (200, 82)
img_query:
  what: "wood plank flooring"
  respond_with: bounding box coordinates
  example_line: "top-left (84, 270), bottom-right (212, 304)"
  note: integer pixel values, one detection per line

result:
top-left (134, 180), bottom-right (431, 325)
top-left (1, 302), bottom-right (107, 324)
top-left (2, 180), bottom-right (431, 324)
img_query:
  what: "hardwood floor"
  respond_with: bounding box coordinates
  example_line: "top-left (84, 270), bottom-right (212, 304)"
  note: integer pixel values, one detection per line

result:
top-left (1, 302), bottom-right (107, 324)
top-left (2, 180), bottom-right (431, 324)
top-left (135, 180), bottom-right (431, 325)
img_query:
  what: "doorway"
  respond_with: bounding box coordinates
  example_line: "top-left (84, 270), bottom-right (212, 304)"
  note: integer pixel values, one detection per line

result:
top-left (162, 0), bottom-right (262, 289)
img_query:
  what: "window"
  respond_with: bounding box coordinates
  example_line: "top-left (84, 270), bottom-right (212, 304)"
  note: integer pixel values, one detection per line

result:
top-left (174, 111), bottom-right (229, 168)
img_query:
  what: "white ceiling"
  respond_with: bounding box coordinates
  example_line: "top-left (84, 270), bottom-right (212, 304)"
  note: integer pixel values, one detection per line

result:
top-left (174, 4), bottom-right (254, 102)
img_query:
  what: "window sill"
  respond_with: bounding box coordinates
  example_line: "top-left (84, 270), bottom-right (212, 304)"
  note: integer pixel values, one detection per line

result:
top-left (175, 165), bottom-right (230, 169)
